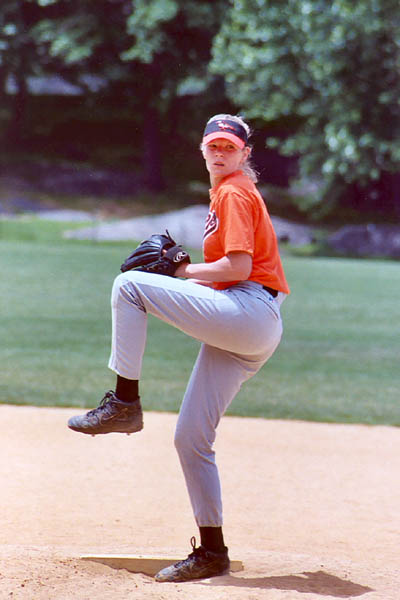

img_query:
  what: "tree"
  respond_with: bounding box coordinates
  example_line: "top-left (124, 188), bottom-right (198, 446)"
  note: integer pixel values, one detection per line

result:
top-left (211, 0), bottom-right (400, 217)
top-left (121, 0), bottom-right (228, 190)
top-left (0, 0), bottom-right (229, 191)
top-left (0, 0), bottom-right (123, 142)
top-left (0, 0), bottom-right (42, 142)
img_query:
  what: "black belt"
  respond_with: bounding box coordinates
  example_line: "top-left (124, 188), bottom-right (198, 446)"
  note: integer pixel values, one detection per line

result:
top-left (262, 285), bottom-right (278, 298)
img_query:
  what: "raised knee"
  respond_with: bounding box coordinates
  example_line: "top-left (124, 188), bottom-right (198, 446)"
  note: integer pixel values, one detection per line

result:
top-left (111, 273), bottom-right (145, 310)
top-left (111, 274), bottom-right (125, 306)
top-left (111, 272), bottom-right (126, 295)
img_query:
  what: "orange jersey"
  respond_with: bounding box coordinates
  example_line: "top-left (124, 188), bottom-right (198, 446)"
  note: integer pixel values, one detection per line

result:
top-left (203, 170), bottom-right (290, 293)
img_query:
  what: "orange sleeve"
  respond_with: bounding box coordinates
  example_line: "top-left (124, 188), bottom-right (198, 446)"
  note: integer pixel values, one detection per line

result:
top-left (215, 188), bottom-right (255, 256)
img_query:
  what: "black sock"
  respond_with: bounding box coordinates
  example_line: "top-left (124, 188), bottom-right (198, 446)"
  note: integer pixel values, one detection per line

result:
top-left (199, 526), bottom-right (225, 553)
top-left (115, 376), bottom-right (139, 403)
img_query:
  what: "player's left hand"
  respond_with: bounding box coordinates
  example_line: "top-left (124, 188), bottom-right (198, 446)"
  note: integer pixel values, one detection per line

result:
top-left (120, 231), bottom-right (191, 277)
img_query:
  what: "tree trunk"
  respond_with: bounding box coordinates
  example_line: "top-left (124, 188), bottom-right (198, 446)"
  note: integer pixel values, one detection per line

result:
top-left (142, 104), bottom-right (165, 192)
top-left (7, 72), bottom-right (28, 145)
top-left (6, 2), bottom-right (29, 146)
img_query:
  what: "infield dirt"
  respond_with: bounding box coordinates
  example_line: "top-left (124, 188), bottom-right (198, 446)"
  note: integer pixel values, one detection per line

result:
top-left (1, 405), bottom-right (399, 600)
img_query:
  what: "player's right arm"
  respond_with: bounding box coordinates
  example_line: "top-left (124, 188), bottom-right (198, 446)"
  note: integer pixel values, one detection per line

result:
top-left (175, 251), bottom-right (252, 282)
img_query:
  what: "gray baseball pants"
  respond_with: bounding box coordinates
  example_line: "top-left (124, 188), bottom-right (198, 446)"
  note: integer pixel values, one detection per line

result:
top-left (108, 271), bottom-right (284, 527)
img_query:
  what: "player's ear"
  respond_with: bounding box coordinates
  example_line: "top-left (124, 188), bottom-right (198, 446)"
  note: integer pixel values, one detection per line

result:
top-left (240, 145), bottom-right (251, 164)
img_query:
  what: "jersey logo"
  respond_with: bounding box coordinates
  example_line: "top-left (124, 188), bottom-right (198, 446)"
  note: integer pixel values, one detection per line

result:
top-left (203, 210), bottom-right (219, 240)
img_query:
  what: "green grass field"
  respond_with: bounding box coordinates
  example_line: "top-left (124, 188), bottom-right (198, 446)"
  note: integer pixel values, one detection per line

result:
top-left (1, 217), bottom-right (399, 425)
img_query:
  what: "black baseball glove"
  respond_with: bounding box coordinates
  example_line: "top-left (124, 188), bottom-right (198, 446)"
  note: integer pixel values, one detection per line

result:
top-left (120, 230), bottom-right (191, 277)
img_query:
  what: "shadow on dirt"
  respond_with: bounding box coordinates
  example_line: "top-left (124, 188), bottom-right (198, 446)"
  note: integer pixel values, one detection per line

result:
top-left (201, 570), bottom-right (373, 597)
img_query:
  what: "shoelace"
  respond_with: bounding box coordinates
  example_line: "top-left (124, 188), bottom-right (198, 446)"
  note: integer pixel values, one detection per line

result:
top-left (187, 537), bottom-right (206, 559)
top-left (86, 390), bottom-right (116, 416)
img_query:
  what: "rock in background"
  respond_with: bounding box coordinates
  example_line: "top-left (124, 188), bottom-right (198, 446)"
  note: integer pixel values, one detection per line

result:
top-left (64, 205), bottom-right (315, 249)
top-left (328, 224), bottom-right (400, 259)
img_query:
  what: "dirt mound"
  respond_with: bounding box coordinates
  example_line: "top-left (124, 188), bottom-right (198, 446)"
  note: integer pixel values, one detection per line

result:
top-left (0, 405), bottom-right (399, 599)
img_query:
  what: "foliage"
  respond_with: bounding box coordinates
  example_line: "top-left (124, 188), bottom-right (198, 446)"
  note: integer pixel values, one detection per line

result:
top-left (0, 0), bottom-right (227, 100)
top-left (0, 0), bottom-right (229, 190)
top-left (1, 0), bottom-right (399, 217)
top-left (120, 0), bottom-right (230, 188)
top-left (211, 0), bottom-right (400, 215)
top-left (122, 0), bottom-right (225, 94)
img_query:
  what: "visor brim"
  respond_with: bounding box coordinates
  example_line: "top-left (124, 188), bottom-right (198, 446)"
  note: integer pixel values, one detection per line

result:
top-left (202, 131), bottom-right (245, 149)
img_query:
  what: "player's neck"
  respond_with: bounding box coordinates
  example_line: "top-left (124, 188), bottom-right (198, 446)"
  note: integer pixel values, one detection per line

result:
top-left (210, 170), bottom-right (240, 189)
top-left (209, 174), bottom-right (222, 189)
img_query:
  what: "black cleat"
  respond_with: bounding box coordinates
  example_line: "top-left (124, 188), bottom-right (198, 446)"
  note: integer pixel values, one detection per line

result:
top-left (155, 537), bottom-right (230, 582)
top-left (67, 390), bottom-right (143, 436)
